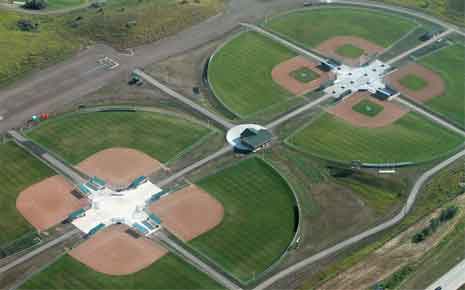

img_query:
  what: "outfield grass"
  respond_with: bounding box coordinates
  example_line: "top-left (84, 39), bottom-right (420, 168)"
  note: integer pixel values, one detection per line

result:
top-left (335, 44), bottom-right (365, 59)
top-left (290, 67), bottom-right (319, 83)
top-left (26, 111), bottom-right (211, 164)
top-left (193, 157), bottom-right (297, 282)
top-left (288, 112), bottom-right (463, 164)
top-left (0, 11), bottom-right (80, 87)
top-left (420, 44), bottom-right (465, 127)
top-left (21, 254), bottom-right (223, 290)
top-left (263, 8), bottom-right (416, 49)
top-left (208, 31), bottom-right (296, 117)
top-left (399, 74), bottom-right (428, 91)
top-left (352, 99), bottom-right (384, 117)
top-left (0, 143), bottom-right (54, 245)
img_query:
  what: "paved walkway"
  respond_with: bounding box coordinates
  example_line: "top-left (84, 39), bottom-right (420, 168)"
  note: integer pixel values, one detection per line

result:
top-left (134, 69), bottom-right (235, 129)
top-left (393, 96), bottom-right (465, 137)
top-left (425, 258), bottom-right (465, 290)
top-left (8, 130), bottom-right (88, 185)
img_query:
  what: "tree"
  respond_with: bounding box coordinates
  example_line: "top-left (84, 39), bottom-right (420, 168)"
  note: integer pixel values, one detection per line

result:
top-left (23, 0), bottom-right (47, 10)
top-left (17, 19), bottom-right (38, 31)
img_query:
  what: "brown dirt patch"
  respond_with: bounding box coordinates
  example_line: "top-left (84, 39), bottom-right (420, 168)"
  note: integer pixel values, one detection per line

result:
top-left (385, 63), bottom-right (445, 102)
top-left (271, 56), bottom-right (331, 96)
top-left (76, 148), bottom-right (162, 187)
top-left (70, 224), bottom-right (167, 276)
top-left (149, 184), bottom-right (224, 241)
top-left (16, 175), bottom-right (89, 231)
top-left (316, 36), bottom-right (384, 66)
top-left (327, 92), bottom-right (409, 128)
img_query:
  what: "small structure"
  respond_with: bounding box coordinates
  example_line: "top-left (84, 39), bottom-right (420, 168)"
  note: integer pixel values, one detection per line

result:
top-left (239, 128), bottom-right (272, 152)
top-left (226, 124), bottom-right (272, 152)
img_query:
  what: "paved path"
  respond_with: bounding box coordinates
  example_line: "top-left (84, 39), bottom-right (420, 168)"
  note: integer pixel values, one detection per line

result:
top-left (8, 130), bottom-right (88, 185)
top-left (266, 94), bottom-right (333, 129)
top-left (425, 258), bottom-right (465, 290)
top-left (0, 1), bottom-right (92, 15)
top-left (386, 29), bottom-right (454, 65)
top-left (134, 69), bottom-right (234, 129)
top-left (158, 145), bottom-right (232, 187)
top-left (253, 148), bottom-right (465, 290)
top-left (240, 23), bottom-right (327, 63)
top-left (0, 229), bottom-right (80, 274)
top-left (153, 230), bottom-right (242, 290)
top-left (393, 96), bottom-right (465, 137)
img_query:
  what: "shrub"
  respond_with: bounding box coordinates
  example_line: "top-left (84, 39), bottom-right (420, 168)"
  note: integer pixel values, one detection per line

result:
top-left (23, 0), bottom-right (47, 10)
top-left (17, 19), bottom-right (38, 31)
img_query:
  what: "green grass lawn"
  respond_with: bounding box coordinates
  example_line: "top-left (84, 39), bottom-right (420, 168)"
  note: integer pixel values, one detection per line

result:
top-left (0, 143), bottom-right (54, 245)
top-left (287, 112), bottom-right (463, 164)
top-left (263, 8), bottom-right (416, 49)
top-left (208, 31), bottom-right (297, 117)
top-left (46, 0), bottom-right (86, 9)
top-left (290, 67), bottom-right (319, 83)
top-left (420, 44), bottom-right (465, 127)
top-left (21, 254), bottom-right (224, 290)
top-left (192, 157), bottom-right (297, 282)
top-left (352, 99), bottom-right (384, 117)
top-left (26, 111), bottom-right (211, 164)
top-left (399, 74), bottom-right (428, 91)
top-left (335, 44), bottom-right (365, 58)
top-left (0, 11), bottom-right (80, 87)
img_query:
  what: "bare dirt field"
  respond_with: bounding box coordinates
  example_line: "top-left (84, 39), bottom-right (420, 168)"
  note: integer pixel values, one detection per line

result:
top-left (16, 176), bottom-right (89, 231)
top-left (76, 148), bottom-right (162, 186)
top-left (70, 224), bottom-right (167, 275)
top-left (316, 36), bottom-right (384, 66)
top-left (327, 92), bottom-right (409, 128)
top-left (149, 184), bottom-right (224, 241)
top-left (385, 63), bottom-right (445, 102)
top-left (272, 56), bottom-right (331, 96)
top-left (317, 195), bottom-right (465, 290)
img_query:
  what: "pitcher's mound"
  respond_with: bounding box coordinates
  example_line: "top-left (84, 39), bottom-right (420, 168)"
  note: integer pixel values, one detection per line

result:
top-left (16, 175), bottom-right (89, 231)
top-left (76, 148), bottom-right (162, 186)
top-left (70, 224), bottom-right (167, 276)
top-left (149, 185), bottom-right (224, 241)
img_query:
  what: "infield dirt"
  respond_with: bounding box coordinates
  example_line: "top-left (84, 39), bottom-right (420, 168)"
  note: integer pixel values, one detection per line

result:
top-left (76, 148), bottom-right (162, 186)
top-left (327, 92), bottom-right (409, 128)
top-left (386, 63), bottom-right (445, 103)
top-left (272, 56), bottom-right (331, 95)
top-left (316, 36), bottom-right (384, 66)
top-left (70, 224), bottom-right (167, 276)
top-left (16, 175), bottom-right (89, 231)
top-left (149, 185), bottom-right (224, 241)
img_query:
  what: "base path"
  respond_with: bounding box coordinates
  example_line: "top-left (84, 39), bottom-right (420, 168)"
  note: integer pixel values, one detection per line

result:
top-left (425, 258), bottom-right (465, 290)
top-left (253, 148), bottom-right (465, 290)
top-left (134, 69), bottom-right (234, 129)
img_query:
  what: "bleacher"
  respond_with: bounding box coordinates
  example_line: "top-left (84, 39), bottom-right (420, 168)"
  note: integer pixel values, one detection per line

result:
top-left (132, 222), bottom-right (149, 235)
top-left (128, 176), bottom-right (147, 189)
top-left (148, 190), bottom-right (168, 203)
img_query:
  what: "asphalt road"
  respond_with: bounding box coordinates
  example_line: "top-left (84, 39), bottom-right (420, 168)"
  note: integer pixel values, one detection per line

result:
top-left (425, 258), bottom-right (465, 290)
top-left (253, 148), bottom-right (465, 290)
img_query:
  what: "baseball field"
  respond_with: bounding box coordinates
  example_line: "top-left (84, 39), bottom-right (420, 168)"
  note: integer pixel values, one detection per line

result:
top-left (287, 112), bottom-right (463, 164)
top-left (418, 44), bottom-right (465, 127)
top-left (0, 143), bottom-right (54, 244)
top-left (208, 31), bottom-right (297, 117)
top-left (20, 254), bottom-right (223, 290)
top-left (192, 157), bottom-right (297, 282)
top-left (262, 8), bottom-right (417, 49)
top-left (26, 111), bottom-right (212, 164)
